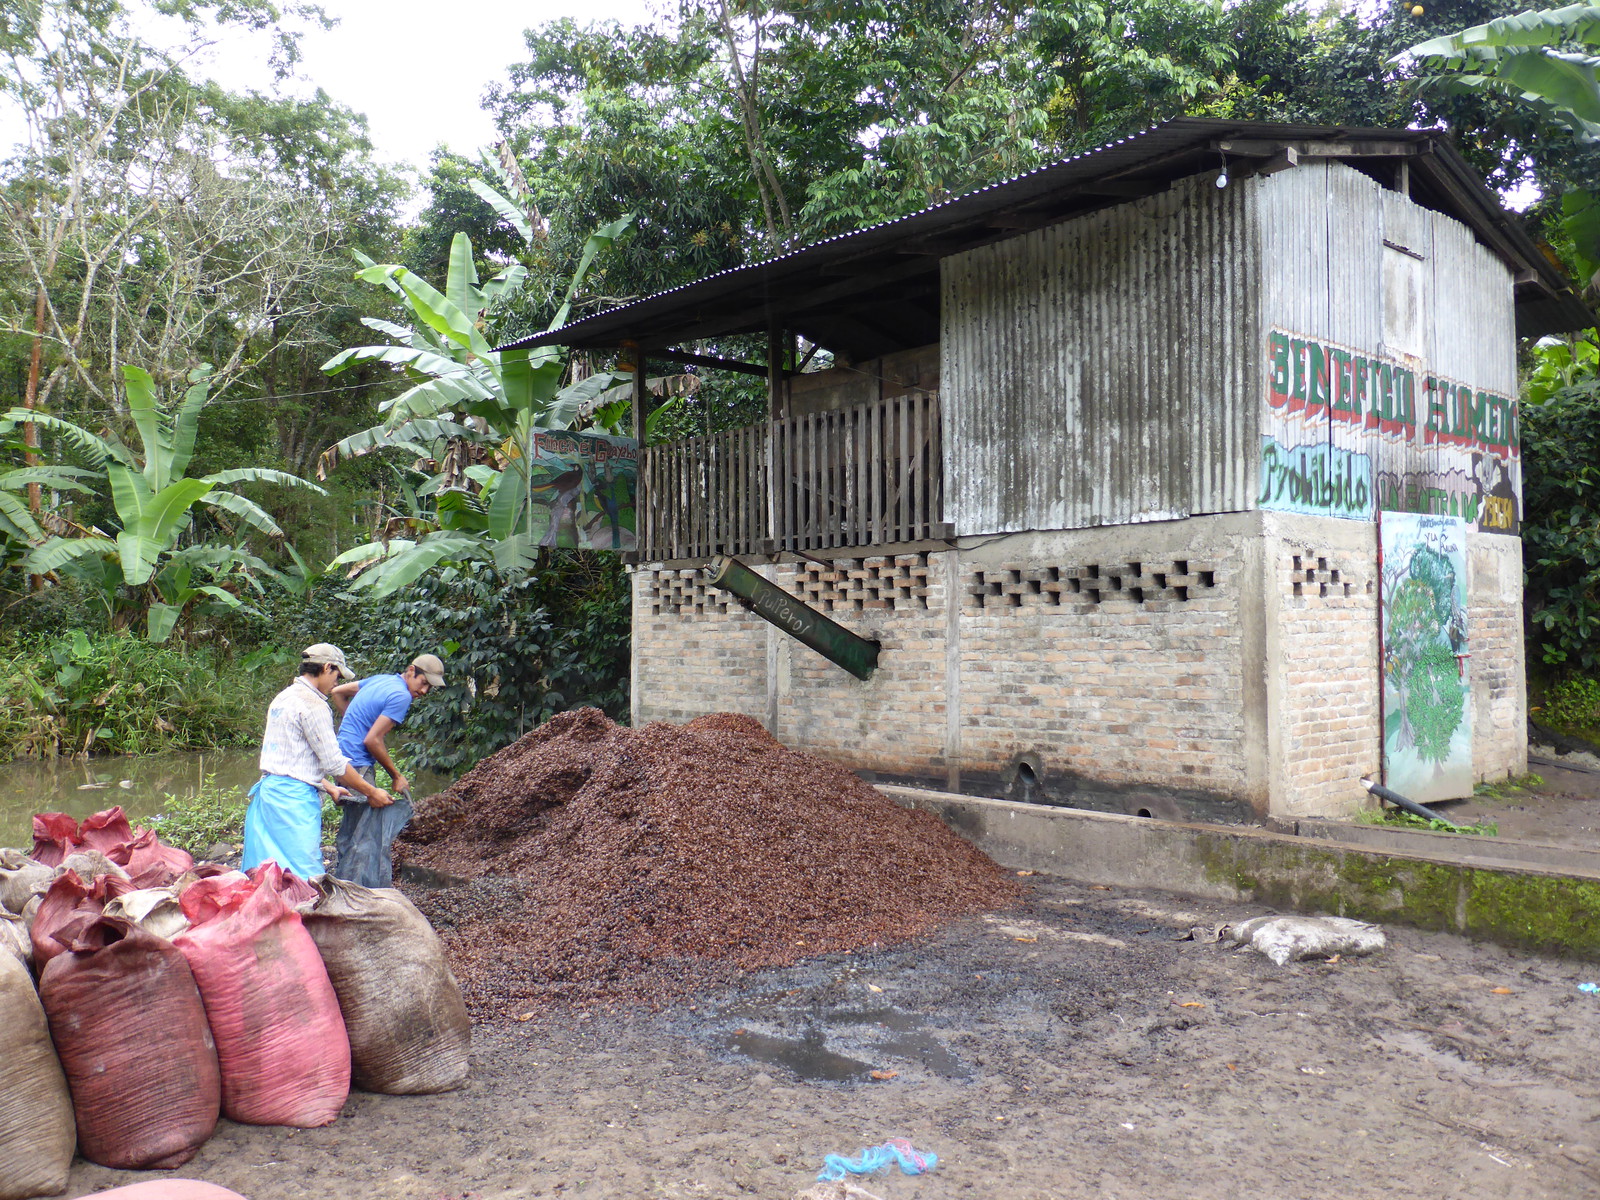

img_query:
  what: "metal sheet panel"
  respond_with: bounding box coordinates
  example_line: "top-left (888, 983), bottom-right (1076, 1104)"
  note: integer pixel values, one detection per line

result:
top-left (941, 172), bottom-right (1262, 536)
top-left (1256, 162), bottom-right (1520, 534)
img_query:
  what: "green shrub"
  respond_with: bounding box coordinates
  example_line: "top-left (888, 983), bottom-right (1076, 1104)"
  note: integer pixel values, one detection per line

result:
top-left (152, 774), bottom-right (343, 857)
top-left (0, 630), bottom-right (275, 764)
top-left (1522, 383), bottom-right (1600, 672)
top-left (1542, 675), bottom-right (1600, 735)
top-left (258, 552), bottom-right (630, 773)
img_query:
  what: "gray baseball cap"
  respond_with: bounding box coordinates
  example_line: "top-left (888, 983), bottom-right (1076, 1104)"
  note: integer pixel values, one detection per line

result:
top-left (301, 643), bottom-right (355, 680)
top-left (410, 653), bottom-right (446, 688)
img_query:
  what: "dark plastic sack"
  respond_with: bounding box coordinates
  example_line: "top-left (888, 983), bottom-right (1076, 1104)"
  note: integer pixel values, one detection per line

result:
top-left (173, 874), bottom-right (350, 1127)
top-left (40, 915), bottom-right (221, 1169)
top-left (304, 875), bottom-right (472, 1094)
top-left (0, 951), bottom-right (75, 1200)
top-left (30, 812), bottom-right (82, 867)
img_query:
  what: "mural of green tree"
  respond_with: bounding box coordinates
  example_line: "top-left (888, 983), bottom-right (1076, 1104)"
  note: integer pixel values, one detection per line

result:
top-left (1381, 515), bottom-right (1472, 801)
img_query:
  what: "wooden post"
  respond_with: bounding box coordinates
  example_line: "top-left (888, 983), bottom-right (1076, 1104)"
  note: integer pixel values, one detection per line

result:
top-left (767, 326), bottom-right (783, 419)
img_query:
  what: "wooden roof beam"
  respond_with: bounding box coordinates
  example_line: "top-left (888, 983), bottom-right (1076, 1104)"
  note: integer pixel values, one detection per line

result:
top-left (651, 347), bottom-right (771, 377)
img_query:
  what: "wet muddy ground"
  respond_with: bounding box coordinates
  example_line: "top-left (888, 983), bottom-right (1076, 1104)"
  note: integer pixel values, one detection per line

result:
top-left (59, 873), bottom-right (1600, 1200)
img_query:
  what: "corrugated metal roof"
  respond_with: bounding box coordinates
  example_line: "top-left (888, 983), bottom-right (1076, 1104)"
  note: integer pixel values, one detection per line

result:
top-left (499, 118), bottom-right (1590, 360)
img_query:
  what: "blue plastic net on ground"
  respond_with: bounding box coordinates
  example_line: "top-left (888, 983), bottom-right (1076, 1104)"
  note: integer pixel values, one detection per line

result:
top-left (817, 1138), bottom-right (938, 1182)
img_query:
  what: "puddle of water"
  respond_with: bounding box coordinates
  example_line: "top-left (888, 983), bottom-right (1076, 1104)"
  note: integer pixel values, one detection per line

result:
top-left (822, 1007), bottom-right (971, 1079)
top-left (717, 1002), bottom-right (971, 1082)
top-left (0, 749), bottom-right (262, 849)
top-left (0, 748), bottom-right (452, 850)
top-left (722, 1027), bottom-right (876, 1082)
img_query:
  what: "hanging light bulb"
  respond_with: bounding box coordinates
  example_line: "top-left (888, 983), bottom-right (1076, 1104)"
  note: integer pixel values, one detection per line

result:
top-left (1216, 167), bottom-right (1230, 189)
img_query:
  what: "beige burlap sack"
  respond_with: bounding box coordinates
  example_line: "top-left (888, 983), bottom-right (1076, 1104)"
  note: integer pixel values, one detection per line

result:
top-left (0, 950), bottom-right (75, 1199)
top-left (303, 875), bottom-right (471, 1094)
top-left (0, 848), bottom-right (53, 914)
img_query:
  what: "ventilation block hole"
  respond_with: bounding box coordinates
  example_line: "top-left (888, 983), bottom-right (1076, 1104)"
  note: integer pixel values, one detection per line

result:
top-left (1199, 570), bottom-right (1216, 587)
top-left (1174, 560), bottom-right (1189, 575)
top-left (1128, 587), bottom-right (1145, 603)
top-left (1135, 808), bottom-right (1154, 819)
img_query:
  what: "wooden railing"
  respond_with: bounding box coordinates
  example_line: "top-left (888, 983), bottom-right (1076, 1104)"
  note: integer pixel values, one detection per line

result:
top-left (638, 391), bottom-right (944, 561)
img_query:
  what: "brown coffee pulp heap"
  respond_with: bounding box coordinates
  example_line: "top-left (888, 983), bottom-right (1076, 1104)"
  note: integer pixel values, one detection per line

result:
top-left (398, 708), bottom-right (1022, 1017)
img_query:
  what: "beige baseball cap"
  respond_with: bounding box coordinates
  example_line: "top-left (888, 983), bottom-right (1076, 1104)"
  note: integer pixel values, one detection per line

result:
top-left (411, 653), bottom-right (446, 688)
top-left (301, 643), bottom-right (355, 680)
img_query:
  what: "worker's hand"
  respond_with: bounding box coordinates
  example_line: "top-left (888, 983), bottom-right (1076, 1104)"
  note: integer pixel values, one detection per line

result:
top-left (390, 772), bottom-right (410, 797)
top-left (367, 787), bottom-right (393, 809)
top-left (328, 784), bottom-right (350, 803)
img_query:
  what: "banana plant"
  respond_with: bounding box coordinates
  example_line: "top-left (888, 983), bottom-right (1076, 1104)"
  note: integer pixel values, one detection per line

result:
top-left (1406, 6), bottom-right (1600, 280)
top-left (318, 215), bottom-right (635, 597)
top-left (0, 364), bottom-right (325, 638)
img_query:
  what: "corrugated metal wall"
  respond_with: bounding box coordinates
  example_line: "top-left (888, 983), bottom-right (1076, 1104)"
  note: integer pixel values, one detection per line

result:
top-left (1253, 162), bottom-right (1518, 532)
top-left (941, 160), bottom-right (1517, 538)
top-left (941, 172), bottom-right (1262, 536)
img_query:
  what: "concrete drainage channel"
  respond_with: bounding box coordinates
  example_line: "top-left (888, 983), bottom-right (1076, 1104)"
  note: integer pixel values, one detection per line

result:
top-left (881, 784), bottom-right (1600, 962)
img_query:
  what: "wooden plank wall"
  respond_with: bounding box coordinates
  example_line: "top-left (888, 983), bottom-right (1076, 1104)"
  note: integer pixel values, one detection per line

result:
top-left (640, 391), bottom-right (943, 560)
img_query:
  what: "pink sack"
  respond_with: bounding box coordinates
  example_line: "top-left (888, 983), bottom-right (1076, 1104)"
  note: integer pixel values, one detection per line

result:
top-left (40, 916), bottom-right (220, 1169)
top-left (82, 1183), bottom-right (249, 1200)
top-left (173, 876), bottom-right (350, 1127)
top-left (78, 806), bottom-right (135, 852)
top-left (30, 812), bottom-right (82, 867)
top-left (113, 828), bottom-right (196, 888)
top-left (246, 860), bottom-right (317, 908)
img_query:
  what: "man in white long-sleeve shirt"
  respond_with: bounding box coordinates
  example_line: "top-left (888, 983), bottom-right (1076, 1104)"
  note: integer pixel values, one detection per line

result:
top-left (244, 643), bottom-right (391, 880)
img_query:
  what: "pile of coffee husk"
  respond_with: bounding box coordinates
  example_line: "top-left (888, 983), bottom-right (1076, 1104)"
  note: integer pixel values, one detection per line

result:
top-left (397, 708), bottom-right (1022, 1017)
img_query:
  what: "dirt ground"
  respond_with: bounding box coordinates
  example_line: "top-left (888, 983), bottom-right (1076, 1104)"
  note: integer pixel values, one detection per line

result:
top-left (1445, 750), bottom-right (1600, 850)
top-left (57, 873), bottom-right (1600, 1200)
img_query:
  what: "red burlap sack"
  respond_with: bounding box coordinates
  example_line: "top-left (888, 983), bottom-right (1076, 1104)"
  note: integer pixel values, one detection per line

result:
top-left (82, 1183), bottom-right (249, 1200)
top-left (177, 872), bottom-right (254, 924)
top-left (78, 806), bottom-right (135, 852)
top-left (246, 860), bottom-right (317, 908)
top-left (112, 827), bottom-right (195, 888)
top-left (30, 812), bottom-right (82, 867)
top-left (39, 915), bottom-right (220, 1169)
top-left (31, 871), bottom-right (134, 968)
top-left (0, 951), bottom-right (75, 1200)
top-left (173, 876), bottom-right (350, 1127)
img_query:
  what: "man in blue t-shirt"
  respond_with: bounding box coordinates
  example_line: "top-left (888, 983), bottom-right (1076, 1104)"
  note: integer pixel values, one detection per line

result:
top-left (328, 653), bottom-right (445, 887)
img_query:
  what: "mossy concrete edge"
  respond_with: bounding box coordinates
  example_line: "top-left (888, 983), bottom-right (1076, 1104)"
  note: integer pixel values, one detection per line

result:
top-left (882, 785), bottom-right (1600, 961)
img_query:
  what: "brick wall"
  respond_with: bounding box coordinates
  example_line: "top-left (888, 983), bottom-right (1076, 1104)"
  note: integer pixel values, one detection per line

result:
top-left (955, 545), bottom-right (1250, 809)
top-left (631, 568), bottom-right (767, 725)
top-left (630, 513), bottom-right (1527, 821)
top-left (775, 554), bottom-right (950, 777)
top-left (1468, 533), bottom-right (1529, 782)
top-left (1268, 526), bottom-right (1381, 818)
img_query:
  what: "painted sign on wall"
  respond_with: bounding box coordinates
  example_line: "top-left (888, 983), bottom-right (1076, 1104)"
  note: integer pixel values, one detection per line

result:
top-left (1260, 330), bottom-right (1519, 534)
top-left (523, 430), bottom-right (637, 550)
top-left (1380, 512), bottom-right (1473, 802)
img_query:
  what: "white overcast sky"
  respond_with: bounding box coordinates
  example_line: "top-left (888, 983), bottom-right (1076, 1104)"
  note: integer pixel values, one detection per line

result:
top-left (187, 0), bottom-right (661, 177)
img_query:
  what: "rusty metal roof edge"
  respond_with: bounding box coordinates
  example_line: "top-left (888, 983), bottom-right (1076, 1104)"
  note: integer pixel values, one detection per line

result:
top-left (497, 117), bottom-right (1589, 351)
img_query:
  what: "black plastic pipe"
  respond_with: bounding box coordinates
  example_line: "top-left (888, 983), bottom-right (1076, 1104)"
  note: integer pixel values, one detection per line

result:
top-left (1360, 777), bottom-right (1460, 829)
